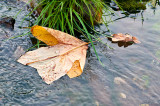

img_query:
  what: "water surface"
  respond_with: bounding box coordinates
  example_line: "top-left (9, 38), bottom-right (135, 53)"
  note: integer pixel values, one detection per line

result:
top-left (0, 1), bottom-right (160, 106)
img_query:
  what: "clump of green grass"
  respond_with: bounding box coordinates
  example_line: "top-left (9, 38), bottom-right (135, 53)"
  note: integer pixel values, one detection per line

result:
top-left (19, 0), bottom-right (113, 63)
top-left (30, 0), bottom-right (110, 34)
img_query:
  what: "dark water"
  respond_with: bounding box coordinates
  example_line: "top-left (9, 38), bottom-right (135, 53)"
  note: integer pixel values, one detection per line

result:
top-left (0, 0), bottom-right (160, 106)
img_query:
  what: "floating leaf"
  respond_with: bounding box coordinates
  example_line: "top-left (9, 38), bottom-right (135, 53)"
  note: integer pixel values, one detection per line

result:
top-left (111, 33), bottom-right (141, 43)
top-left (18, 25), bottom-right (88, 84)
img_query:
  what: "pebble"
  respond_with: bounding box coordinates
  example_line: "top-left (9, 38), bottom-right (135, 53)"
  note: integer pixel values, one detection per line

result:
top-left (114, 77), bottom-right (127, 84)
top-left (120, 93), bottom-right (126, 99)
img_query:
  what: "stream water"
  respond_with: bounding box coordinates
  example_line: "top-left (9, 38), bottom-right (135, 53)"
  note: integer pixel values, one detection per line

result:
top-left (0, 0), bottom-right (160, 106)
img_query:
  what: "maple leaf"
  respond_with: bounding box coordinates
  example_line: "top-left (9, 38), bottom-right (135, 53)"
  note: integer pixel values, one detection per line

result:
top-left (17, 25), bottom-right (88, 84)
top-left (111, 33), bottom-right (141, 43)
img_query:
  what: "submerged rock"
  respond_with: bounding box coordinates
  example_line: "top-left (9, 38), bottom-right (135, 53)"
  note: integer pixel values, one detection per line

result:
top-left (114, 77), bottom-right (127, 85)
top-left (120, 92), bottom-right (126, 99)
top-left (0, 17), bottom-right (15, 29)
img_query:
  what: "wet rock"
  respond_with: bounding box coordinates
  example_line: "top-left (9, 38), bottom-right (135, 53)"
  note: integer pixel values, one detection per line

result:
top-left (0, 17), bottom-right (15, 29)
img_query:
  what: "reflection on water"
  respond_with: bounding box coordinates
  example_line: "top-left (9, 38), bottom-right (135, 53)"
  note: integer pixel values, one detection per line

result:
top-left (108, 38), bottom-right (134, 47)
top-left (0, 0), bottom-right (160, 106)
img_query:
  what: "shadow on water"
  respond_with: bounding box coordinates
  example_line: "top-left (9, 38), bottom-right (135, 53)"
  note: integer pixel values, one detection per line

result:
top-left (107, 37), bottom-right (134, 48)
top-left (1, 0), bottom-right (160, 106)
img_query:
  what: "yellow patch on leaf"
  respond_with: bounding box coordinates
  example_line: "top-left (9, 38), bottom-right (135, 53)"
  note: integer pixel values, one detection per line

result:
top-left (31, 25), bottom-right (58, 46)
top-left (67, 60), bottom-right (83, 78)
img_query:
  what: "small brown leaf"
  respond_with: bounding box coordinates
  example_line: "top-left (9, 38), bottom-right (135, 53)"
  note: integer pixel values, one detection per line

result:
top-left (111, 33), bottom-right (141, 44)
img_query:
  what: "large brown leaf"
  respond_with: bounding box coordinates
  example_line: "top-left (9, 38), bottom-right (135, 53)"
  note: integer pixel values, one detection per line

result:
top-left (18, 25), bottom-right (88, 84)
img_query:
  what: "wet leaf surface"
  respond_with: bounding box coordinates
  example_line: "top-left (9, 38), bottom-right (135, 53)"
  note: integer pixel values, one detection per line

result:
top-left (18, 25), bottom-right (88, 84)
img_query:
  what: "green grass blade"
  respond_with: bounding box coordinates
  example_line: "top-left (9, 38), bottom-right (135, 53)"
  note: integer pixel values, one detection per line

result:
top-left (73, 9), bottom-right (102, 65)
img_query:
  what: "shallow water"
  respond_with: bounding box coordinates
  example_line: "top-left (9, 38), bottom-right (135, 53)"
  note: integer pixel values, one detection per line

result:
top-left (0, 1), bottom-right (160, 106)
